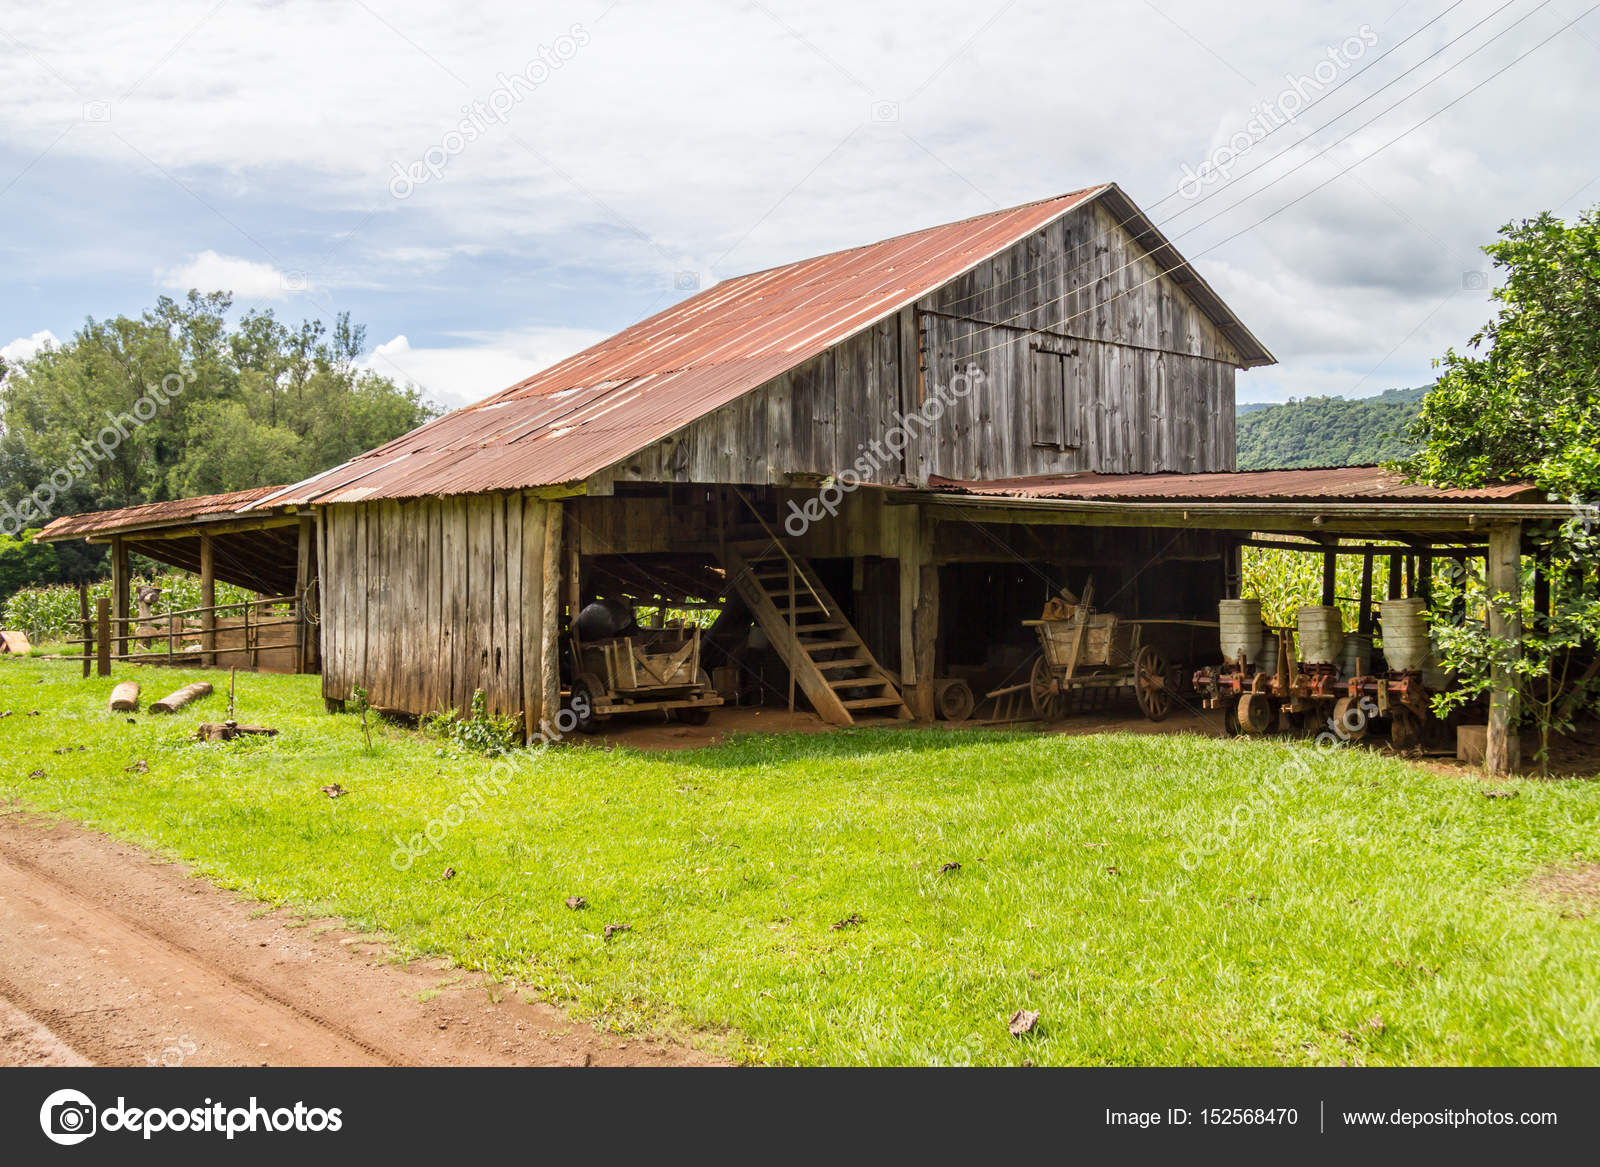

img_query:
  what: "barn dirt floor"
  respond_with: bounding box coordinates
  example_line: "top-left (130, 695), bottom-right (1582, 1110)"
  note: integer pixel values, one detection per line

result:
top-left (582, 701), bottom-right (1222, 750)
top-left (0, 815), bottom-right (720, 1067)
top-left (587, 703), bottom-right (1600, 780)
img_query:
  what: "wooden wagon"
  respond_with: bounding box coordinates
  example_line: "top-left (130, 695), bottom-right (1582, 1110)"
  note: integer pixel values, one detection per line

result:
top-left (985, 578), bottom-right (1174, 723)
top-left (1021, 610), bottom-right (1171, 721)
top-left (568, 624), bottom-right (723, 732)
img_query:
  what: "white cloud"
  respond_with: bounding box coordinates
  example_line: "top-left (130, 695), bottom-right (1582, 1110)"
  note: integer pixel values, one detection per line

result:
top-left (2, 0), bottom-right (1598, 407)
top-left (365, 327), bottom-right (610, 410)
top-left (1, 329), bottom-right (59, 365)
top-left (156, 250), bottom-right (305, 300)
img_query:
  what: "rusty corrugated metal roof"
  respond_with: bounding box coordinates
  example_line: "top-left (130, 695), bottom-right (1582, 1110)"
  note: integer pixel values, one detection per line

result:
top-left (927, 467), bottom-right (1544, 503)
top-left (251, 183), bottom-right (1271, 508)
top-left (35, 485), bottom-right (292, 541)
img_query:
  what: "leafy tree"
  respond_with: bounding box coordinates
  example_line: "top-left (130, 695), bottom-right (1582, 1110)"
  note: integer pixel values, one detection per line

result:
top-left (1403, 208), bottom-right (1600, 500)
top-left (1401, 206), bottom-right (1600, 766)
top-left (0, 291), bottom-right (438, 557)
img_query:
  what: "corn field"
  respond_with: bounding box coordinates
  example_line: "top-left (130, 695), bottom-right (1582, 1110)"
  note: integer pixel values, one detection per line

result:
top-left (3, 575), bottom-right (257, 644)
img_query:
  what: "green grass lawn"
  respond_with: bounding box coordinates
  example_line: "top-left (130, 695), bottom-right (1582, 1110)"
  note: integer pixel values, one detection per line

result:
top-left (3, 656), bottom-right (1598, 1066)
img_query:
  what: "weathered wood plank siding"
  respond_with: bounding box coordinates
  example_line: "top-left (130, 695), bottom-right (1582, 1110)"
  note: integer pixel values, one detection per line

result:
top-left (320, 495), bottom-right (562, 737)
top-left (602, 199), bottom-right (1243, 489)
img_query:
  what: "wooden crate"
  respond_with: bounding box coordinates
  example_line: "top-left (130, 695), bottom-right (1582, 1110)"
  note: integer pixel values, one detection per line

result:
top-left (1035, 615), bottom-right (1134, 670)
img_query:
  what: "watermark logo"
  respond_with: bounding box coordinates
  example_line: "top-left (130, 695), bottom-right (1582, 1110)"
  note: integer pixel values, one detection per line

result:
top-left (1177, 26), bottom-right (1377, 199)
top-left (39, 1091), bottom-right (342, 1141)
top-left (1462, 270), bottom-right (1490, 291)
top-left (40, 1089), bottom-right (97, 1146)
top-left (390, 694), bottom-right (590, 871)
top-left (783, 363), bottom-right (984, 537)
top-left (1313, 693), bottom-right (1381, 748)
top-left (1568, 496), bottom-right (1598, 535)
top-left (388, 25), bottom-right (590, 200)
top-left (0, 367), bottom-right (195, 537)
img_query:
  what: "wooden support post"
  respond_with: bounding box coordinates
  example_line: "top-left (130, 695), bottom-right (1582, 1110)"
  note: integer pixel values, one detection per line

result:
top-left (1320, 548), bottom-right (1337, 607)
top-left (79, 584), bottom-right (90, 678)
top-left (1404, 554), bottom-right (1416, 598)
top-left (95, 598), bottom-right (111, 677)
top-left (1486, 522), bottom-right (1522, 775)
top-left (200, 532), bottom-right (216, 668)
top-left (1387, 552), bottom-right (1403, 600)
top-left (1449, 554), bottom-right (1468, 626)
top-left (1532, 555), bottom-right (1551, 634)
top-left (1357, 551), bottom-right (1375, 635)
top-left (911, 560), bottom-right (940, 722)
top-left (295, 514), bottom-right (315, 674)
top-left (898, 508), bottom-right (938, 721)
top-left (111, 535), bottom-right (129, 660)
top-left (1419, 552), bottom-right (1433, 608)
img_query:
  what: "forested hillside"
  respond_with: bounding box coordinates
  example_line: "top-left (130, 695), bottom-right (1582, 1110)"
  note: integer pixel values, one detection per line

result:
top-left (1235, 385), bottom-right (1426, 470)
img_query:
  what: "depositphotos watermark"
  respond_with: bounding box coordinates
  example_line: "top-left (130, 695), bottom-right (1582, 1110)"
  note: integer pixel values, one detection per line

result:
top-left (39, 1088), bottom-right (342, 1145)
top-left (390, 694), bottom-right (589, 871)
top-left (783, 363), bottom-right (986, 537)
top-left (0, 368), bottom-right (195, 537)
top-left (1177, 25), bottom-right (1378, 199)
top-left (388, 25), bottom-right (591, 199)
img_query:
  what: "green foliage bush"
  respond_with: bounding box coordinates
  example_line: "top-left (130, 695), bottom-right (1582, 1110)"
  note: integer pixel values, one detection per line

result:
top-left (422, 689), bottom-right (522, 757)
top-left (0, 529), bottom-right (59, 605)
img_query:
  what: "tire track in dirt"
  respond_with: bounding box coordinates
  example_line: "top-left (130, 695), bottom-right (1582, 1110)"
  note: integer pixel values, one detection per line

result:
top-left (0, 815), bottom-right (719, 1067)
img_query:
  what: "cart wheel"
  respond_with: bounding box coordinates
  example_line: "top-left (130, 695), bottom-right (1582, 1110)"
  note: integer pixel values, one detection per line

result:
top-left (1134, 645), bottom-right (1171, 722)
top-left (571, 674), bottom-right (606, 734)
top-left (1029, 654), bottom-right (1063, 721)
top-left (1389, 707), bottom-right (1423, 751)
top-left (1237, 692), bottom-right (1275, 735)
top-left (1222, 703), bottom-right (1242, 737)
top-left (675, 672), bottom-right (714, 726)
top-left (1332, 696), bottom-right (1368, 741)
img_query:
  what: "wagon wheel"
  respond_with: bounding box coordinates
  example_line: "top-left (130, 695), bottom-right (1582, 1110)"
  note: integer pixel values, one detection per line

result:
top-left (1332, 696), bottom-right (1368, 742)
top-left (1222, 702), bottom-right (1241, 737)
top-left (1133, 644), bottom-right (1171, 722)
top-left (1389, 707), bottom-right (1423, 751)
top-left (1029, 654), bottom-right (1063, 720)
top-left (571, 673), bottom-right (607, 734)
top-left (675, 669), bottom-right (714, 725)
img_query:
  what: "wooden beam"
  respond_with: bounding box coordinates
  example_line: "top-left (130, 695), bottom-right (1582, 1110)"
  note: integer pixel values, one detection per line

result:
top-left (110, 536), bottom-right (129, 661)
top-left (95, 598), bottom-right (111, 677)
top-left (79, 584), bottom-right (90, 678)
top-left (200, 533), bottom-right (216, 668)
top-left (1486, 522), bottom-right (1522, 775)
top-left (80, 514), bottom-right (299, 542)
top-left (1387, 553), bottom-right (1403, 600)
top-left (295, 514), bottom-right (315, 674)
top-left (1320, 549), bottom-right (1337, 606)
top-left (909, 559), bottom-right (940, 722)
top-left (1357, 551), bottom-right (1375, 635)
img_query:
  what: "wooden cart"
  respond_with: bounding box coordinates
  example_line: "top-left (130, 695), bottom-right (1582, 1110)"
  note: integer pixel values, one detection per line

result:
top-left (568, 624), bottom-right (723, 732)
top-left (1024, 611), bottom-right (1171, 721)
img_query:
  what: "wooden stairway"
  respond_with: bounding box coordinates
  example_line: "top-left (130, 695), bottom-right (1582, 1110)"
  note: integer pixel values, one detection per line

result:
top-left (723, 541), bottom-right (912, 726)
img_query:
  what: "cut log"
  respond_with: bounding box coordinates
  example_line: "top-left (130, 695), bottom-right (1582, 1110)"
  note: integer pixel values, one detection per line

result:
top-left (1, 630), bottom-right (31, 654)
top-left (151, 682), bottom-right (213, 714)
top-left (108, 682), bottom-right (141, 713)
top-left (195, 721), bottom-right (278, 742)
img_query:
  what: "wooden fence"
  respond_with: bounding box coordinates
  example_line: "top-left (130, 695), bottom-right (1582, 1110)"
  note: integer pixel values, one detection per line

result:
top-left (72, 589), bottom-right (317, 677)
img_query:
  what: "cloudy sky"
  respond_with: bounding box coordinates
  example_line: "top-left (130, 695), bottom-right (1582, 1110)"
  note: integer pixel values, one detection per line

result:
top-left (2, 0), bottom-right (1597, 407)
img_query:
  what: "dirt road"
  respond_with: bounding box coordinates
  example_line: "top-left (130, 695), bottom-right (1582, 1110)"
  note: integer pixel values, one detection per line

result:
top-left (0, 815), bottom-right (715, 1067)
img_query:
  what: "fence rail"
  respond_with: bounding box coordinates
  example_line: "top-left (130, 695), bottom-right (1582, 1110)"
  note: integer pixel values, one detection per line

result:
top-left (75, 588), bottom-right (315, 676)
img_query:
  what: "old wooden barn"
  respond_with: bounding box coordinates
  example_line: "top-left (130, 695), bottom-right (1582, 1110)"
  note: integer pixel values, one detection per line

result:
top-left (40, 184), bottom-right (1571, 770)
